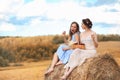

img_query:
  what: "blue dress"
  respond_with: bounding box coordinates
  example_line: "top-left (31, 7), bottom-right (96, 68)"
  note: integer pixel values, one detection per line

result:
top-left (56, 32), bottom-right (79, 64)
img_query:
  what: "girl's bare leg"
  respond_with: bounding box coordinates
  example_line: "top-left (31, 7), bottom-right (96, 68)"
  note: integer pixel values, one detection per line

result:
top-left (45, 53), bottom-right (59, 75)
top-left (61, 67), bottom-right (74, 80)
top-left (55, 60), bottom-right (63, 66)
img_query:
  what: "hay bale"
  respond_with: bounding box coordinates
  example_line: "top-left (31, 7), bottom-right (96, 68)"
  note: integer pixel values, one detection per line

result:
top-left (44, 54), bottom-right (120, 80)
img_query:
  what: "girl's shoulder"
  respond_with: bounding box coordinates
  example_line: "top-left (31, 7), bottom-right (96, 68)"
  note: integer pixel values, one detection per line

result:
top-left (80, 32), bottom-right (84, 36)
top-left (80, 30), bottom-right (97, 37)
top-left (73, 32), bottom-right (80, 38)
top-left (74, 31), bottom-right (80, 35)
top-left (91, 30), bottom-right (97, 35)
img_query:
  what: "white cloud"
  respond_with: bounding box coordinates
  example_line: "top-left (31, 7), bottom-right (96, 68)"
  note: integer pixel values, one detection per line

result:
top-left (1, 0), bottom-right (119, 24)
top-left (16, 0), bottom-right (47, 19)
top-left (0, 0), bottom-right (23, 14)
top-left (14, 0), bottom-right (120, 24)
top-left (108, 25), bottom-right (120, 34)
top-left (0, 0), bottom-right (120, 36)
top-left (30, 18), bottom-right (41, 26)
top-left (23, 19), bottom-right (71, 36)
top-left (0, 14), bottom-right (5, 20)
top-left (0, 0), bottom-right (13, 13)
top-left (45, 2), bottom-right (120, 25)
top-left (46, 2), bottom-right (81, 20)
top-left (0, 22), bottom-right (16, 31)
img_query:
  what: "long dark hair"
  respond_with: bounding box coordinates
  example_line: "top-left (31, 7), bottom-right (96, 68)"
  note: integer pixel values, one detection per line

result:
top-left (69, 21), bottom-right (80, 39)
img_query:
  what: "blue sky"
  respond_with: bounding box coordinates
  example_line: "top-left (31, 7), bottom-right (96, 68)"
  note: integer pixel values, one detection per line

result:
top-left (0, 0), bottom-right (120, 36)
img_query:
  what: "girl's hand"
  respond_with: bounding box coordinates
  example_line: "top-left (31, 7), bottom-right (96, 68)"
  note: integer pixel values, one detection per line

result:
top-left (91, 33), bottom-right (98, 48)
top-left (91, 33), bottom-right (95, 41)
top-left (62, 48), bottom-right (69, 51)
top-left (62, 31), bottom-right (66, 36)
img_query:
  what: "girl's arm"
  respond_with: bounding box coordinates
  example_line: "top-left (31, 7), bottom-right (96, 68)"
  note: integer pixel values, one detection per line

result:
top-left (74, 33), bottom-right (80, 44)
top-left (63, 32), bottom-right (80, 50)
top-left (62, 35), bottom-right (72, 51)
top-left (62, 31), bottom-right (70, 43)
top-left (71, 33), bottom-right (86, 49)
top-left (91, 32), bottom-right (98, 48)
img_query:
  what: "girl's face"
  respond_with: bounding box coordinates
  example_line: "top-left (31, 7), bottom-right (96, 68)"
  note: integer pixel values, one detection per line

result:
top-left (81, 23), bottom-right (86, 30)
top-left (70, 23), bottom-right (78, 33)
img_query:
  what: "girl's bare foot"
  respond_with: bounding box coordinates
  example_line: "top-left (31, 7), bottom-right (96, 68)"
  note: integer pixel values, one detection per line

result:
top-left (55, 61), bottom-right (62, 66)
top-left (60, 73), bottom-right (69, 80)
top-left (60, 76), bottom-right (66, 80)
top-left (45, 68), bottom-right (54, 75)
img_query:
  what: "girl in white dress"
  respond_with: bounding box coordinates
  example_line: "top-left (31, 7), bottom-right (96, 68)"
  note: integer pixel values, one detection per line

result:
top-left (61, 18), bottom-right (98, 80)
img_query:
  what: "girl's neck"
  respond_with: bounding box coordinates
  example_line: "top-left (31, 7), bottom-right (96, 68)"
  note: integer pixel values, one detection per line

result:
top-left (84, 28), bottom-right (91, 32)
top-left (72, 31), bottom-right (77, 34)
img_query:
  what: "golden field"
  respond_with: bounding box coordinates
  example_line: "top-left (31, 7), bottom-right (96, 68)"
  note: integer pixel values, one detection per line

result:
top-left (0, 41), bottom-right (120, 80)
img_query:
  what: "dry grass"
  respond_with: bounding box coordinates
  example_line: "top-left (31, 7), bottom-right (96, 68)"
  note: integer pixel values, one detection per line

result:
top-left (97, 41), bottom-right (120, 65)
top-left (0, 41), bottom-right (120, 80)
top-left (45, 54), bottom-right (120, 80)
top-left (0, 60), bottom-right (51, 80)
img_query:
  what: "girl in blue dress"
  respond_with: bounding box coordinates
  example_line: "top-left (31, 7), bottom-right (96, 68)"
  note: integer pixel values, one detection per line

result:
top-left (45, 21), bottom-right (80, 75)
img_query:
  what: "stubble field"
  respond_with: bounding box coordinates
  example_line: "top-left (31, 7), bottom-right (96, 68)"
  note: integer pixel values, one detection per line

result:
top-left (0, 41), bottom-right (120, 80)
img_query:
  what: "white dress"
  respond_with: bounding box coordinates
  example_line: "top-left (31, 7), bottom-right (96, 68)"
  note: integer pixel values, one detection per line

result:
top-left (64, 32), bottom-right (97, 68)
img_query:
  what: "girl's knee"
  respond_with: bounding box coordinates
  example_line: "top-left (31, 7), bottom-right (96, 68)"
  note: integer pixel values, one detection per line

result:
top-left (73, 48), bottom-right (81, 53)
